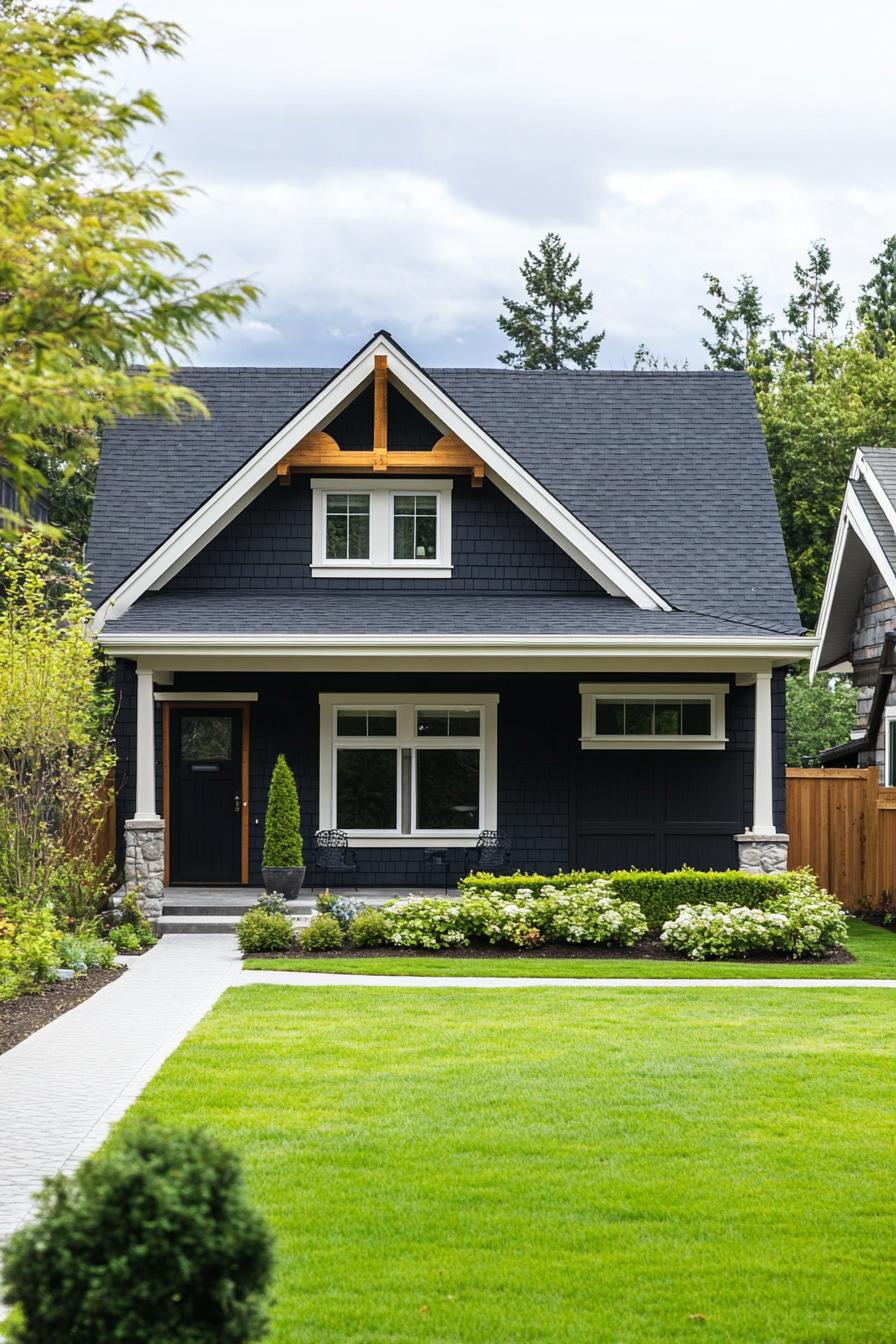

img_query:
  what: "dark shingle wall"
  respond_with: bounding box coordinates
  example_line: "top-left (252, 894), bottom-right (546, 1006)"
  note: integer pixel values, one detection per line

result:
top-left (168, 476), bottom-right (601, 594)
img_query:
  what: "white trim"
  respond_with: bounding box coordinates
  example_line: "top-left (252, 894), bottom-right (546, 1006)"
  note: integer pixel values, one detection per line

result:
top-left (858, 451), bottom-right (896, 540)
top-left (749, 670), bottom-right (775, 834)
top-left (578, 680), bottom-right (729, 750)
top-left (318, 691), bottom-right (498, 843)
top-left (884, 707), bottom-right (896, 787)
top-left (310, 477), bottom-right (452, 578)
top-left (810, 483), bottom-right (854, 679)
top-left (93, 333), bottom-right (669, 631)
top-left (153, 691), bottom-right (258, 702)
top-left (135, 669), bottom-right (159, 821)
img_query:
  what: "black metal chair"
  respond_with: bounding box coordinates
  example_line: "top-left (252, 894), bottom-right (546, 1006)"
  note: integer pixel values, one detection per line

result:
top-left (308, 830), bottom-right (359, 891)
top-left (463, 829), bottom-right (513, 876)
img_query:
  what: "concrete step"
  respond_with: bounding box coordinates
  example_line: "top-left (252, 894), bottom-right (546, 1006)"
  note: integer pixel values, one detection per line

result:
top-left (163, 901), bottom-right (258, 917)
top-left (159, 911), bottom-right (316, 935)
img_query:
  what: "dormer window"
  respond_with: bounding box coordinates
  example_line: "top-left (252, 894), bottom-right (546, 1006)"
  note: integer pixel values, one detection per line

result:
top-left (311, 478), bottom-right (452, 577)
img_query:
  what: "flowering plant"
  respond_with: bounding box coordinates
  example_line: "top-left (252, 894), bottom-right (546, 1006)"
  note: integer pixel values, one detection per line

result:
top-left (661, 883), bottom-right (848, 960)
top-left (539, 882), bottom-right (648, 946)
top-left (329, 896), bottom-right (368, 929)
top-left (380, 897), bottom-right (469, 949)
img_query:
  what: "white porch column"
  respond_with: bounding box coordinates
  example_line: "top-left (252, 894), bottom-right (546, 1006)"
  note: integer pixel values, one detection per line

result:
top-left (124, 666), bottom-right (165, 920)
top-left (752, 670), bottom-right (775, 835)
top-left (736, 669), bottom-right (788, 874)
top-left (134, 667), bottom-right (159, 820)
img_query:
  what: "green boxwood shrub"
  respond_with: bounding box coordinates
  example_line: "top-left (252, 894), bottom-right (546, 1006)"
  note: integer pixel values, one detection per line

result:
top-left (461, 867), bottom-right (814, 930)
top-left (117, 890), bottom-right (156, 947)
top-left (0, 1119), bottom-right (272, 1344)
top-left (0, 904), bottom-right (61, 1000)
top-left (262, 754), bottom-right (303, 868)
top-left (236, 908), bottom-right (294, 954)
top-left (107, 925), bottom-right (141, 955)
top-left (298, 914), bottom-right (344, 951)
top-left (349, 909), bottom-right (388, 947)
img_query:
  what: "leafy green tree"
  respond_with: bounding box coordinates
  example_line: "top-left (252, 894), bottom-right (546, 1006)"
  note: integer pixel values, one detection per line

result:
top-left (632, 344), bottom-right (688, 371)
top-left (498, 233), bottom-right (604, 369)
top-left (756, 331), bottom-right (896, 624)
top-left (857, 235), bottom-right (896, 356)
top-left (262, 753), bottom-right (303, 867)
top-left (0, 1), bottom-right (260, 527)
top-left (700, 272), bottom-right (773, 373)
top-left (777, 239), bottom-right (842, 377)
top-left (785, 669), bottom-right (858, 765)
top-left (1, 1119), bottom-right (273, 1343)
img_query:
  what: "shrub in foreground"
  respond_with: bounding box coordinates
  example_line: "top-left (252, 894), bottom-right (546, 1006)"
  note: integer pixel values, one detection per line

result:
top-left (660, 885), bottom-right (848, 960)
top-left (349, 909), bottom-right (388, 947)
top-left (298, 914), bottom-right (344, 951)
top-left (236, 908), bottom-right (294, 954)
top-left (107, 925), bottom-right (141, 955)
top-left (0, 904), bottom-right (61, 1000)
top-left (380, 897), bottom-right (469, 949)
top-left (116, 890), bottom-right (156, 947)
top-left (540, 883), bottom-right (648, 946)
top-left (0, 1120), bottom-right (273, 1344)
top-left (459, 870), bottom-right (603, 898)
top-left (57, 932), bottom-right (116, 972)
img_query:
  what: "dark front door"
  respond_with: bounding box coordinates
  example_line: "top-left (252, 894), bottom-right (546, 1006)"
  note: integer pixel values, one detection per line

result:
top-left (171, 709), bottom-right (242, 884)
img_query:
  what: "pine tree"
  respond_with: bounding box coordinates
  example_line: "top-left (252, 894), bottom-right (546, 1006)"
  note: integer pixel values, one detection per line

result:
top-left (498, 233), bottom-right (604, 369)
top-left (700, 273), bottom-right (772, 372)
top-left (777, 239), bottom-right (842, 377)
top-left (857, 235), bottom-right (896, 355)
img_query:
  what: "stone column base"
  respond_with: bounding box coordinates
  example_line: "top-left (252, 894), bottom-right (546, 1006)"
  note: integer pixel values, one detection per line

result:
top-left (124, 818), bottom-right (166, 919)
top-left (735, 832), bottom-right (789, 875)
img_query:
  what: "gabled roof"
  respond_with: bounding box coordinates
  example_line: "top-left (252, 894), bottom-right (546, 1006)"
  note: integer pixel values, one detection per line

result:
top-left (812, 448), bottom-right (896, 673)
top-left (86, 331), bottom-right (800, 633)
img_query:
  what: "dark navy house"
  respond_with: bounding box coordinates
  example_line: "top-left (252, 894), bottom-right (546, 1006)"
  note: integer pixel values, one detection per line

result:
top-left (86, 333), bottom-right (807, 915)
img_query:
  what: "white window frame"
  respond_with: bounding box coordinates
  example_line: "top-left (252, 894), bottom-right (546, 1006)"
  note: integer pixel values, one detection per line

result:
top-left (884, 707), bottom-right (896, 786)
top-left (311, 478), bottom-right (452, 578)
top-left (579, 682), bottom-right (729, 751)
top-left (319, 692), bottom-right (498, 846)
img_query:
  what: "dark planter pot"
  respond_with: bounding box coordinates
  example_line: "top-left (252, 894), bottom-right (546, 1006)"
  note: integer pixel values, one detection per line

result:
top-left (262, 866), bottom-right (306, 900)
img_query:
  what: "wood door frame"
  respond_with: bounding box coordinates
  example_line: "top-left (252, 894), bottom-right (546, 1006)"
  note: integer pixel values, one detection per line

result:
top-left (162, 701), bottom-right (250, 886)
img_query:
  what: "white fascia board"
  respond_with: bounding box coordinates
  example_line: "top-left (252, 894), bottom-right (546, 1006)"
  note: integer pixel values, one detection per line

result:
top-left (98, 632), bottom-right (813, 663)
top-left (813, 483), bottom-right (896, 678)
top-left (92, 333), bottom-right (669, 633)
top-left (859, 452), bottom-right (896, 541)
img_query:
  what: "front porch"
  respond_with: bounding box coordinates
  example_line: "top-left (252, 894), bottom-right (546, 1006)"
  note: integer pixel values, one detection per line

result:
top-left (112, 660), bottom-right (796, 920)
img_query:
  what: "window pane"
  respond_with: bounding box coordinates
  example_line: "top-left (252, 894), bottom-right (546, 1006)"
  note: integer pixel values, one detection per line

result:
top-left (654, 703), bottom-right (682, 735)
top-left (326, 494), bottom-right (370, 560)
top-left (416, 749), bottom-right (479, 830)
top-left (681, 701), bottom-right (712, 735)
top-left (180, 715), bottom-right (232, 761)
top-left (625, 702), bottom-right (653, 735)
top-left (336, 710), bottom-right (397, 737)
top-left (417, 711), bottom-right (449, 737)
top-left (336, 749), bottom-right (397, 829)
top-left (393, 494), bottom-right (438, 561)
top-left (449, 709), bottom-right (480, 736)
top-left (595, 701), bottom-right (624, 735)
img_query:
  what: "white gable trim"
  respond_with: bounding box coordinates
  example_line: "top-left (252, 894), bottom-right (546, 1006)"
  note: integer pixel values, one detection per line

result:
top-left (92, 334), bottom-right (669, 631)
top-left (811, 464), bottom-right (896, 677)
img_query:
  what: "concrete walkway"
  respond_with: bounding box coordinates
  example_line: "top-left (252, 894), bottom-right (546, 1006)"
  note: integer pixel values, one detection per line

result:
top-left (3, 937), bottom-right (894, 1242)
top-left (0, 935), bottom-right (241, 1240)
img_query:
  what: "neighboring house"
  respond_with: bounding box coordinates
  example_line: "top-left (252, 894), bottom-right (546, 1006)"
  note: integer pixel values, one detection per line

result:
top-left (812, 448), bottom-right (896, 777)
top-left (85, 332), bottom-right (807, 914)
top-left (0, 477), bottom-right (48, 526)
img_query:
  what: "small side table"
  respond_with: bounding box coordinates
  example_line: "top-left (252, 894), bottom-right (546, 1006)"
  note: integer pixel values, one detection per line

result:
top-left (422, 847), bottom-right (450, 894)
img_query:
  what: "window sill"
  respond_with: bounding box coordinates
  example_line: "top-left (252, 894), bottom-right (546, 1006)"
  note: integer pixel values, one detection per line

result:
top-left (332, 835), bottom-right (480, 848)
top-left (311, 565), bottom-right (452, 579)
top-left (580, 737), bottom-right (728, 751)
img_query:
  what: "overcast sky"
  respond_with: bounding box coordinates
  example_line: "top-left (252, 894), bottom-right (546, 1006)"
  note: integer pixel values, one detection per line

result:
top-left (105, 0), bottom-right (896, 369)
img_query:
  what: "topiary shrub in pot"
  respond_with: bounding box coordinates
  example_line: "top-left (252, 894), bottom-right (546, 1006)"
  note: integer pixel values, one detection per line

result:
top-left (261, 753), bottom-right (305, 898)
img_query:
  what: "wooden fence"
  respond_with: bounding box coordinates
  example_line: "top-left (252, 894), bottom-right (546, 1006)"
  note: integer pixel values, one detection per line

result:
top-left (786, 766), bottom-right (896, 909)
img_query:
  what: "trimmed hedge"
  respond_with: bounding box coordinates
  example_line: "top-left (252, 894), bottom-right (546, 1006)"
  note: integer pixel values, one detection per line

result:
top-left (460, 868), bottom-right (806, 929)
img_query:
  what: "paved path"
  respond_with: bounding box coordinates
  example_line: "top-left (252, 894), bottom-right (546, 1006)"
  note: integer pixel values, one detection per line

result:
top-left (241, 970), bottom-right (896, 989)
top-left (0, 935), bottom-right (241, 1240)
top-left (3, 938), bottom-right (894, 1242)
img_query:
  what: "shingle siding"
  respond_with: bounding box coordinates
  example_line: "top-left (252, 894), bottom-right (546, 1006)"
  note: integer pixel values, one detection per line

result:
top-left (848, 565), bottom-right (896, 773)
top-left (112, 667), bottom-right (779, 884)
top-left (167, 476), bottom-right (602, 594)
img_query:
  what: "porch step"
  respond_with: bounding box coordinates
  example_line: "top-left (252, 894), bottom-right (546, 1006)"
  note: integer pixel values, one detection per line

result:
top-left (158, 906), bottom-right (316, 935)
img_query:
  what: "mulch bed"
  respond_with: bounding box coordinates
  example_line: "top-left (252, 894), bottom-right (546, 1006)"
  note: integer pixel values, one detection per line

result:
top-left (248, 936), bottom-right (855, 966)
top-left (0, 966), bottom-right (125, 1056)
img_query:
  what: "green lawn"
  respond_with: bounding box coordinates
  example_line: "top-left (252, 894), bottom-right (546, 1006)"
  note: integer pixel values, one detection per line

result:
top-left (245, 916), bottom-right (896, 978)
top-left (125, 985), bottom-right (896, 1343)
